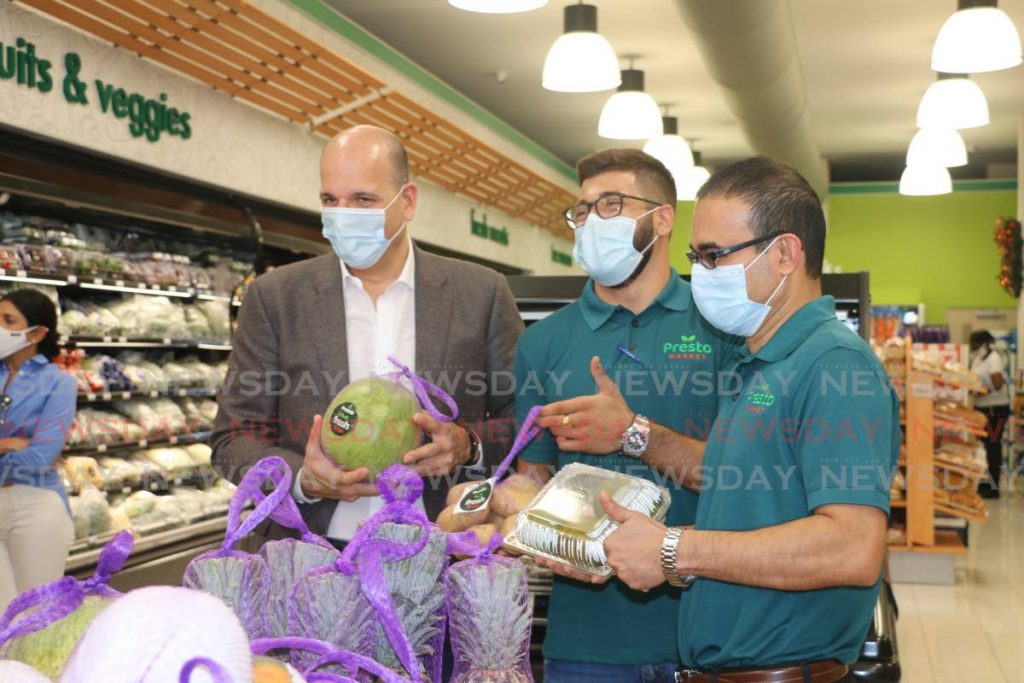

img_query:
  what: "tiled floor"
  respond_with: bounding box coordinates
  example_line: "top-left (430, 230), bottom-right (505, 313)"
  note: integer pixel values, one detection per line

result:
top-left (894, 490), bottom-right (1024, 682)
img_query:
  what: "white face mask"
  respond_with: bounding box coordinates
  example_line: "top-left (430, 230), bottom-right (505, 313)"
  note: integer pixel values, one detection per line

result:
top-left (690, 237), bottom-right (787, 337)
top-left (321, 186), bottom-right (406, 269)
top-left (0, 326), bottom-right (37, 359)
top-left (572, 207), bottom-right (659, 287)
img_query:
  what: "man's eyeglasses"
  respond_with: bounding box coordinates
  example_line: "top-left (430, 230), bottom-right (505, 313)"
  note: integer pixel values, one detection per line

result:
top-left (563, 192), bottom-right (664, 230)
top-left (686, 231), bottom-right (791, 270)
top-left (0, 394), bottom-right (12, 432)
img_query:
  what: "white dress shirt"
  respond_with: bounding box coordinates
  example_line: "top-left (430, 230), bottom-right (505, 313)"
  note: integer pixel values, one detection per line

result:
top-left (293, 245), bottom-right (423, 540)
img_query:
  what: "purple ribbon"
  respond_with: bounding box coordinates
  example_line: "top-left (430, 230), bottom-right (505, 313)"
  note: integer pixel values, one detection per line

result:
top-left (328, 464), bottom-right (432, 683)
top-left (251, 637), bottom-right (410, 683)
top-left (493, 404), bottom-right (542, 483)
top-left (386, 356), bottom-right (459, 424)
top-left (0, 530), bottom-right (134, 648)
top-left (178, 657), bottom-right (233, 683)
top-left (222, 456), bottom-right (332, 552)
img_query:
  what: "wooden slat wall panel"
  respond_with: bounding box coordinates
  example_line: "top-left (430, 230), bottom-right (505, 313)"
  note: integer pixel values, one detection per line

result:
top-left (14, 0), bottom-right (575, 234)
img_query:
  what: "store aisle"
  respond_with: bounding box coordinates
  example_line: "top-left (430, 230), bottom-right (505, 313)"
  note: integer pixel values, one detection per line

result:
top-left (894, 491), bottom-right (1024, 682)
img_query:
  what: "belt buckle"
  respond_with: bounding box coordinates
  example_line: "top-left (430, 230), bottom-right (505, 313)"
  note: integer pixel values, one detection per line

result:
top-left (675, 669), bottom-right (701, 683)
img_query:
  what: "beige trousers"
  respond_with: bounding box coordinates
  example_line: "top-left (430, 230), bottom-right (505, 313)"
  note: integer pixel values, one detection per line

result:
top-left (0, 485), bottom-right (74, 615)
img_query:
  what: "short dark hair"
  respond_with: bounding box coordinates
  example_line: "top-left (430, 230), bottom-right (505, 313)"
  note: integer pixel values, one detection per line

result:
top-left (697, 156), bottom-right (826, 278)
top-left (576, 148), bottom-right (677, 206)
top-left (969, 330), bottom-right (995, 348)
top-left (2, 288), bottom-right (60, 360)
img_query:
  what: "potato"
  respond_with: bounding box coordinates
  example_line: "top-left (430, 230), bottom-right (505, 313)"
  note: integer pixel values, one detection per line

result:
top-left (491, 474), bottom-right (542, 517)
top-left (487, 510), bottom-right (505, 527)
top-left (446, 481), bottom-right (475, 507)
top-left (436, 504), bottom-right (488, 533)
top-left (499, 514), bottom-right (518, 539)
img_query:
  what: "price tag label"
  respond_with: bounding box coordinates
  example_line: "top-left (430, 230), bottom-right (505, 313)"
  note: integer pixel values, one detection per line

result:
top-left (138, 283), bottom-right (148, 290)
top-left (97, 444), bottom-right (107, 453)
top-left (93, 278), bottom-right (102, 285)
top-left (102, 336), bottom-right (112, 343)
top-left (168, 285), bottom-right (177, 292)
top-left (174, 477), bottom-right (183, 486)
top-left (177, 389), bottom-right (187, 397)
top-left (115, 280), bottom-right (125, 287)
top-left (162, 338), bottom-right (172, 345)
top-left (101, 392), bottom-right (112, 400)
top-left (150, 482), bottom-right (159, 491)
top-left (16, 270), bottom-right (26, 278)
top-left (121, 487), bottom-right (131, 495)
top-left (169, 436), bottom-right (179, 445)
top-left (152, 284), bottom-right (162, 291)
top-left (121, 392), bottom-right (130, 399)
top-left (67, 275), bottom-right (77, 284)
top-left (85, 394), bottom-right (96, 402)
top-left (149, 391), bottom-right (159, 399)
top-left (118, 336), bottom-right (127, 343)
top-left (139, 439), bottom-right (148, 448)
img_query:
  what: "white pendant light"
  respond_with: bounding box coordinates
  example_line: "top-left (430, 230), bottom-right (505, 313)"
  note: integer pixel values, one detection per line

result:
top-left (598, 68), bottom-right (663, 140)
top-left (643, 116), bottom-right (694, 173)
top-left (931, 0), bottom-right (1022, 73)
top-left (916, 73), bottom-right (990, 129)
top-left (899, 164), bottom-right (953, 196)
top-left (906, 127), bottom-right (968, 167)
top-left (448, 0), bottom-right (549, 13)
top-left (677, 151), bottom-right (711, 201)
top-left (542, 4), bottom-right (620, 92)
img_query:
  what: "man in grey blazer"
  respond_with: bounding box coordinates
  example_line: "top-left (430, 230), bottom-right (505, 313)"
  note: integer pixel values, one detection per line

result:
top-left (211, 125), bottom-right (523, 543)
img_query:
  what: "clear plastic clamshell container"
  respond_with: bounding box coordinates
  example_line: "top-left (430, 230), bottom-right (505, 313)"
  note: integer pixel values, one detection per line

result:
top-left (502, 463), bottom-right (671, 578)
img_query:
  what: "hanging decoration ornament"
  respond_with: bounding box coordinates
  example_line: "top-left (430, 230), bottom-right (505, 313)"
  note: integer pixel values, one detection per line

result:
top-left (993, 216), bottom-right (1022, 297)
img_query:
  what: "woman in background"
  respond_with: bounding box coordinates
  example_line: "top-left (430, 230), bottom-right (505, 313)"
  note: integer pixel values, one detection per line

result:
top-left (969, 330), bottom-right (1011, 499)
top-left (0, 289), bottom-right (77, 613)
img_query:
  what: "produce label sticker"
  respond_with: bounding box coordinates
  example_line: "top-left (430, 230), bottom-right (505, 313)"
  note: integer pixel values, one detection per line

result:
top-left (330, 402), bottom-right (358, 436)
top-left (455, 477), bottom-right (495, 515)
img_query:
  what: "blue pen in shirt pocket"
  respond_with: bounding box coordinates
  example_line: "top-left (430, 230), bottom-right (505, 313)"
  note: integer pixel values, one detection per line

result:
top-left (616, 344), bottom-right (643, 365)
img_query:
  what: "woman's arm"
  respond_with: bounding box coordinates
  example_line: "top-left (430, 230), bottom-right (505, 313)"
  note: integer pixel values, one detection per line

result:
top-left (1, 380), bottom-right (76, 472)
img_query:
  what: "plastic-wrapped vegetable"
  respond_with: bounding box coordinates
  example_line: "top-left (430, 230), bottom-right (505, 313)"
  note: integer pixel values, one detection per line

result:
top-left (447, 555), bottom-right (533, 683)
top-left (181, 459), bottom-right (300, 640)
top-left (60, 585), bottom-right (253, 683)
top-left (291, 465), bottom-right (447, 682)
top-left (69, 485), bottom-right (113, 539)
top-left (0, 532), bottom-right (133, 679)
top-left (111, 489), bottom-right (157, 521)
top-left (63, 456), bottom-right (104, 494)
top-left (138, 447), bottom-right (195, 479)
top-left (97, 457), bottom-right (143, 489)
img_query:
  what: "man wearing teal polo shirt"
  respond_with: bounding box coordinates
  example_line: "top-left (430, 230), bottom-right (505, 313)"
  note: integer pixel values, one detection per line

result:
top-left (577, 157), bottom-right (898, 683)
top-left (514, 148), bottom-right (740, 683)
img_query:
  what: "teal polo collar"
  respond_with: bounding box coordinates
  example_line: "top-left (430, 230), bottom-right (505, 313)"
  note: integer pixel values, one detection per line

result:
top-left (579, 269), bottom-right (691, 331)
top-left (739, 295), bottom-right (837, 363)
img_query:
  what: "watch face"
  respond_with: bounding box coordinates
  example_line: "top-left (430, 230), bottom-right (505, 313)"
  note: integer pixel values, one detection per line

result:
top-left (626, 432), bottom-right (644, 450)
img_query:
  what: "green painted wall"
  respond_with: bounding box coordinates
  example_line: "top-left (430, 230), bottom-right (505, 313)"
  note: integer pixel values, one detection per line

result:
top-left (669, 201), bottom-right (696, 275)
top-left (825, 188), bottom-right (1017, 323)
top-left (668, 187), bottom-right (1019, 324)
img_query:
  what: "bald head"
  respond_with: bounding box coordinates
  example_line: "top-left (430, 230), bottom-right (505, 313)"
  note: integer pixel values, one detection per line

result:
top-left (321, 125), bottom-right (408, 190)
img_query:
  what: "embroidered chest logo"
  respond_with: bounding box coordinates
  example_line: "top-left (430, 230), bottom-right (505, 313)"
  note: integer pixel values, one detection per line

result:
top-left (663, 334), bottom-right (713, 361)
top-left (744, 384), bottom-right (776, 413)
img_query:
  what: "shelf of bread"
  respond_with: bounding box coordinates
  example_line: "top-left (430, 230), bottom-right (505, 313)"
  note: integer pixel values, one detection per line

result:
top-left (932, 487), bottom-right (988, 523)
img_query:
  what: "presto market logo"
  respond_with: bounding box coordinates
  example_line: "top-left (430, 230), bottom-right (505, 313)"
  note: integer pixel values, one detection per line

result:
top-left (663, 333), bottom-right (713, 361)
top-left (745, 384), bottom-right (776, 413)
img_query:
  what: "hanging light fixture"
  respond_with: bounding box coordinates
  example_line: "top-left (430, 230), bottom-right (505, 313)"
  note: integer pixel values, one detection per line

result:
top-left (916, 73), bottom-right (990, 129)
top-left (448, 0), bottom-right (549, 13)
top-left (643, 115), bottom-right (694, 182)
top-left (931, 0), bottom-right (1022, 73)
top-left (676, 151), bottom-right (711, 201)
top-left (542, 3), bottom-right (620, 92)
top-left (899, 164), bottom-right (953, 196)
top-left (598, 67), bottom-right (662, 140)
top-left (906, 128), bottom-right (968, 168)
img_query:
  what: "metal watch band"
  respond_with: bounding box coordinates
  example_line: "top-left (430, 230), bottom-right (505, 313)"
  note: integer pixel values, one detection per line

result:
top-left (464, 425), bottom-right (483, 467)
top-left (661, 527), bottom-right (697, 589)
top-left (622, 413), bottom-right (651, 458)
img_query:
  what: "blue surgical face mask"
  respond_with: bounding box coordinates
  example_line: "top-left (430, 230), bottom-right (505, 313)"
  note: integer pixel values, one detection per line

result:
top-left (322, 186), bottom-right (406, 269)
top-left (690, 236), bottom-right (787, 337)
top-left (572, 208), bottom-right (659, 287)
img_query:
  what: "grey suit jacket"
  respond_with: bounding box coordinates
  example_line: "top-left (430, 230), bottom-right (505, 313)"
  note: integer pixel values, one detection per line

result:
top-left (211, 245), bottom-right (524, 540)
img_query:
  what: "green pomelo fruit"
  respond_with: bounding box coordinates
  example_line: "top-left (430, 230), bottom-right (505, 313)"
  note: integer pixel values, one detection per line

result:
top-left (320, 377), bottom-right (423, 476)
top-left (5, 595), bottom-right (112, 679)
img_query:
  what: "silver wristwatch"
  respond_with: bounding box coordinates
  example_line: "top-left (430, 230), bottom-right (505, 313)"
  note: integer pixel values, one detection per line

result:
top-left (661, 527), bottom-right (697, 588)
top-left (622, 414), bottom-right (650, 458)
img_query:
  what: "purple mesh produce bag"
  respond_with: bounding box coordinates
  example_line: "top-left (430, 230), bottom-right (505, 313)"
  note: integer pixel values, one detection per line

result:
top-left (255, 476), bottom-right (339, 639)
top-left (0, 531), bottom-right (134, 678)
top-left (252, 636), bottom-right (411, 683)
top-left (182, 457), bottom-right (298, 639)
top-left (290, 465), bottom-right (446, 683)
